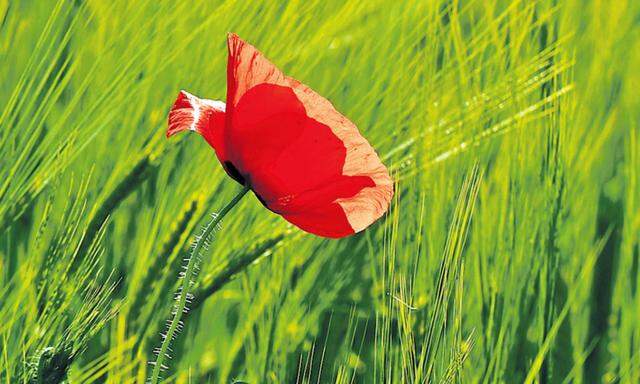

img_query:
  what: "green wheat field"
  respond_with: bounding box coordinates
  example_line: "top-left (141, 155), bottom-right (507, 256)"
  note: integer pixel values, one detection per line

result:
top-left (1, 0), bottom-right (639, 383)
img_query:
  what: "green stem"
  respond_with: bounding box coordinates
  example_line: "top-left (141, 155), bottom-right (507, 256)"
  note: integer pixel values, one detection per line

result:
top-left (149, 185), bottom-right (250, 384)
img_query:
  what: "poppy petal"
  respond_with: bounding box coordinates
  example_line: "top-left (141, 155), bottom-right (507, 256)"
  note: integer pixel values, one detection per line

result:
top-left (287, 80), bottom-right (393, 234)
top-left (225, 34), bottom-right (393, 238)
top-left (167, 90), bottom-right (226, 145)
top-left (168, 90), bottom-right (239, 180)
top-left (226, 33), bottom-right (286, 109)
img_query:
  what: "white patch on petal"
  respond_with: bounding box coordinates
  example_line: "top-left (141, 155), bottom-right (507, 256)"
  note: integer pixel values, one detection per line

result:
top-left (201, 99), bottom-right (226, 112)
top-left (181, 91), bottom-right (201, 132)
top-left (182, 91), bottom-right (226, 132)
top-left (181, 90), bottom-right (226, 133)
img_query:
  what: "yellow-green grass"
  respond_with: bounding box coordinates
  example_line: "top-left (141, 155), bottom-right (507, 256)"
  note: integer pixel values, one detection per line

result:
top-left (0, 0), bottom-right (638, 382)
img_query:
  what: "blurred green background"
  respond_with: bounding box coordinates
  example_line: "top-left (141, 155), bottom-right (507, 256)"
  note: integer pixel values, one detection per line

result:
top-left (0, 0), bottom-right (638, 382)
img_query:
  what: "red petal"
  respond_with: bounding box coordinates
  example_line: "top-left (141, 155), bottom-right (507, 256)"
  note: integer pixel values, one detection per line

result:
top-left (167, 90), bottom-right (226, 145)
top-left (225, 34), bottom-right (393, 238)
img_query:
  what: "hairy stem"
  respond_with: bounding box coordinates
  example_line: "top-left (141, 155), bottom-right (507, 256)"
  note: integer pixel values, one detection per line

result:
top-left (149, 185), bottom-right (249, 383)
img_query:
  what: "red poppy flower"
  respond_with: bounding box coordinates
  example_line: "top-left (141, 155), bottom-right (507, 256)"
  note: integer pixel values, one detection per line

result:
top-left (167, 33), bottom-right (393, 238)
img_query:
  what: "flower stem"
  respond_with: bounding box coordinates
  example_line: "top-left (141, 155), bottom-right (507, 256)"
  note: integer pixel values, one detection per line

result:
top-left (149, 185), bottom-right (250, 384)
